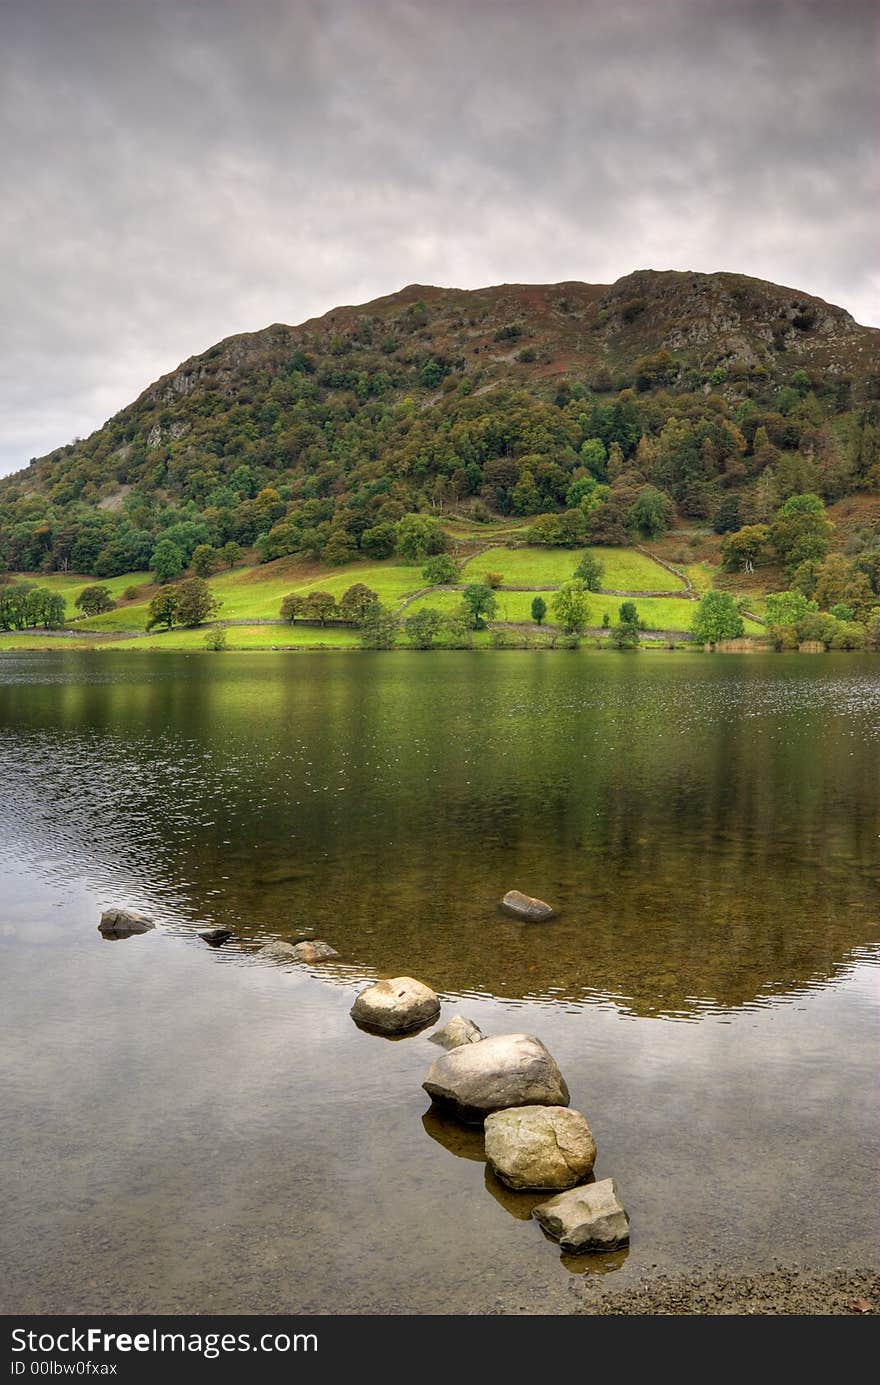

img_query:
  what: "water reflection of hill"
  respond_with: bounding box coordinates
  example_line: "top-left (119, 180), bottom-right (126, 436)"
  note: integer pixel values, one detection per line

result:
top-left (1, 651), bottom-right (878, 1018)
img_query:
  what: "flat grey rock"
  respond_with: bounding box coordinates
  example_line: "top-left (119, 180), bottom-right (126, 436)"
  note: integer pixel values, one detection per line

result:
top-left (532, 1177), bottom-right (630, 1252)
top-left (98, 907), bottom-right (154, 937)
top-left (422, 1033), bottom-right (569, 1123)
top-left (500, 890), bottom-right (556, 922)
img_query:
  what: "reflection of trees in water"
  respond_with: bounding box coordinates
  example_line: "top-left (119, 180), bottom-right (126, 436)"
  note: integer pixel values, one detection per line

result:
top-left (2, 654), bottom-right (878, 1016)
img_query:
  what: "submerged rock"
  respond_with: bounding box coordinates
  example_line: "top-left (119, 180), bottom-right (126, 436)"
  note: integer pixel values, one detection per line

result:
top-left (198, 928), bottom-right (232, 946)
top-left (422, 1033), bottom-right (569, 1123)
top-left (351, 977), bottom-right (441, 1034)
top-left (532, 1177), bottom-right (630, 1253)
top-left (291, 940), bottom-right (339, 962)
top-left (430, 1016), bottom-right (484, 1050)
top-left (258, 940), bottom-right (299, 959)
top-left (484, 1105), bottom-right (596, 1190)
top-left (98, 907), bottom-right (154, 937)
top-left (500, 890), bottom-right (556, 923)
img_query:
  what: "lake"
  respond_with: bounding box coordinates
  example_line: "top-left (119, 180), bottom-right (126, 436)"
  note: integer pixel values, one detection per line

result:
top-left (0, 650), bottom-right (877, 1313)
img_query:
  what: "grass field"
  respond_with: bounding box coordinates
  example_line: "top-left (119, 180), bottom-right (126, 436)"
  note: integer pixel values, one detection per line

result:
top-left (1, 541), bottom-right (763, 647)
top-left (63, 558), bottom-right (423, 631)
top-left (459, 545), bottom-right (684, 590)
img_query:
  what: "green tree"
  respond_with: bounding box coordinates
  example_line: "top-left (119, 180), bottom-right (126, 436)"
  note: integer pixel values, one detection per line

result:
top-left (769, 493), bottom-right (832, 572)
top-left (74, 584), bottom-right (115, 616)
top-left (531, 595), bottom-right (547, 625)
top-left (361, 522), bottom-right (398, 559)
top-left (190, 544), bottom-right (219, 577)
top-left (720, 524), bottom-right (769, 573)
top-left (765, 590), bottom-right (817, 629)
top-left (422, 554), bottom-right (459, 586)
top-left (176, 577), bottom-right (220, 627)
top-left (628, 486), bottom-right (673, 538)
top-left (359, 601), bottom-right (399, 648)
top-left (204, 627), bottom-right (227, 651)
top-left (612, 599), bottom-right (641, 649)
top-left (146, 587), bottom-right (179, 631)
top-left (691, 591), bottom-right (745, 644)
top-left (404, 608), bottom-right (443, 648)
top-left (396, 514), bottom-right (447, 561)
top-left (280, 593), bottom-right (305, 623)
top-left (221, 541), bottom-right (243, 569)
top-left (338, 583), bottom-right (378, 624)
top-left (151, 538), bottom-right (184, 584)
top-left (461, 583), bottom-right (497, 629)
top-left (301, 591), bottom-right (337, 625)
top-left (573, 553), bottom-right (604, 590)
top-left (551, 579), bottom-right (590, 633)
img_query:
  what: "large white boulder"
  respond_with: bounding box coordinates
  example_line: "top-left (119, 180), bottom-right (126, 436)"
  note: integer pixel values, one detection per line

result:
top-left (422, 1033), bottom-right (569, 1124)
top-left (484, 1105), bottom-right (596, 1190)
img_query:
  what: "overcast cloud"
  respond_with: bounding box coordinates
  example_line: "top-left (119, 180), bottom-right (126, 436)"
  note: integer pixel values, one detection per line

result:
top-left (0, 0), bottom-right (877, 475)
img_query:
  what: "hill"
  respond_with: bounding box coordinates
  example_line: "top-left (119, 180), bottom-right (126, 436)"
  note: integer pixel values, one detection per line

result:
top-left (0, 270), bottom-right (877, 585)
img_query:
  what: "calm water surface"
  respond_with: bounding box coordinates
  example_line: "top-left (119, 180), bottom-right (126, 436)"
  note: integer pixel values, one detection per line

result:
top-left (0, 651), bottom-right (877, 1313)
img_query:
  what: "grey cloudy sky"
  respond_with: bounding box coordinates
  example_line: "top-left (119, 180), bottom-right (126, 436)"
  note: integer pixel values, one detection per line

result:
top-left (1, 0), bottom-right (877, 475)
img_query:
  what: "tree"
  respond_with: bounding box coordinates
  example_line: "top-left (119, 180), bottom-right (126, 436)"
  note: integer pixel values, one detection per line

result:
top-left (204, 627), bottom-right (227, 651)
top-left (551, 579), bottom-right (590, 633)
top-left (361, 522), bottom-right (398, 559)
top-left (422, 554), bottom-right (459, 586)
top-left (221, 541), bottom-right (242, 569)
top-left (612, 599), bottom-right (641, 649)
top-left (765, 590), bottom-right (817, 630)
top-left (531, 595), bottom-right (547, 625)
top-left (628, 486), bottom-right (674, 538)
top-left (483, 571), bottom-right (504, 589)
top-left (395, 514), bottom-right (447, 561)
top-left (461, 583), bottom-right (497, 629)
top-left (280, 593), bottom-right (305, 623)
top-left (146, 588), bottom-right (179, 631)
top-left (338, 583), bottom-right (378, 624)
top-left (404, 608), bottom-right (443, 648)
top-left (301, 591), bottom-right (337, 625)
top-left (190, 544), bottom-right (219, 577)
top-left (151, 538), bottom-right (184, 584)
top-left (359, 601), bottom-right (399, 648)
top-left (720, 524), bottom-right (769, 573)
top-left (691, 591), bottom-right (744, 644)
top-left (176, 577), bottom-right (220, 627)
top-left (769, 493), bottom-right (832, 572)
top-left (573, 553), bottom-right (604, 590)
top-left (24, 589), bottom-right (66, 628)
top-left (74, 584), bottom-right (115, 617)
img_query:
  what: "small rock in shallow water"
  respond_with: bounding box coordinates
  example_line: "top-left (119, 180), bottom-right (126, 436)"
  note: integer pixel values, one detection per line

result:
top-left (291, 940), bottom-right (339, 962)
top-left (430, 1016), bottom-right (484, 1049)
top-left (98, 907), bottom-right (154, 937)
top-left (485, 1105), bottom-right (596, 1190)
top-left (500, 890), bottom-right (556, 923)
top-left (198, 928), bottom-right (232, 946)
top-left (351, 977), bottom-right (440, 1034)
top-left (258, 941), bottom-right (300, 959)
top-left (422, 1033), bottom-right (569, 1124)
top-left (532, 1177), bottom-right (630, 1253)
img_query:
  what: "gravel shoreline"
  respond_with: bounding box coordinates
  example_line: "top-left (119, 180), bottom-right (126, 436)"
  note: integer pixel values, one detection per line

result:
top-left (573, 1266), bottom-right (879, 1315)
